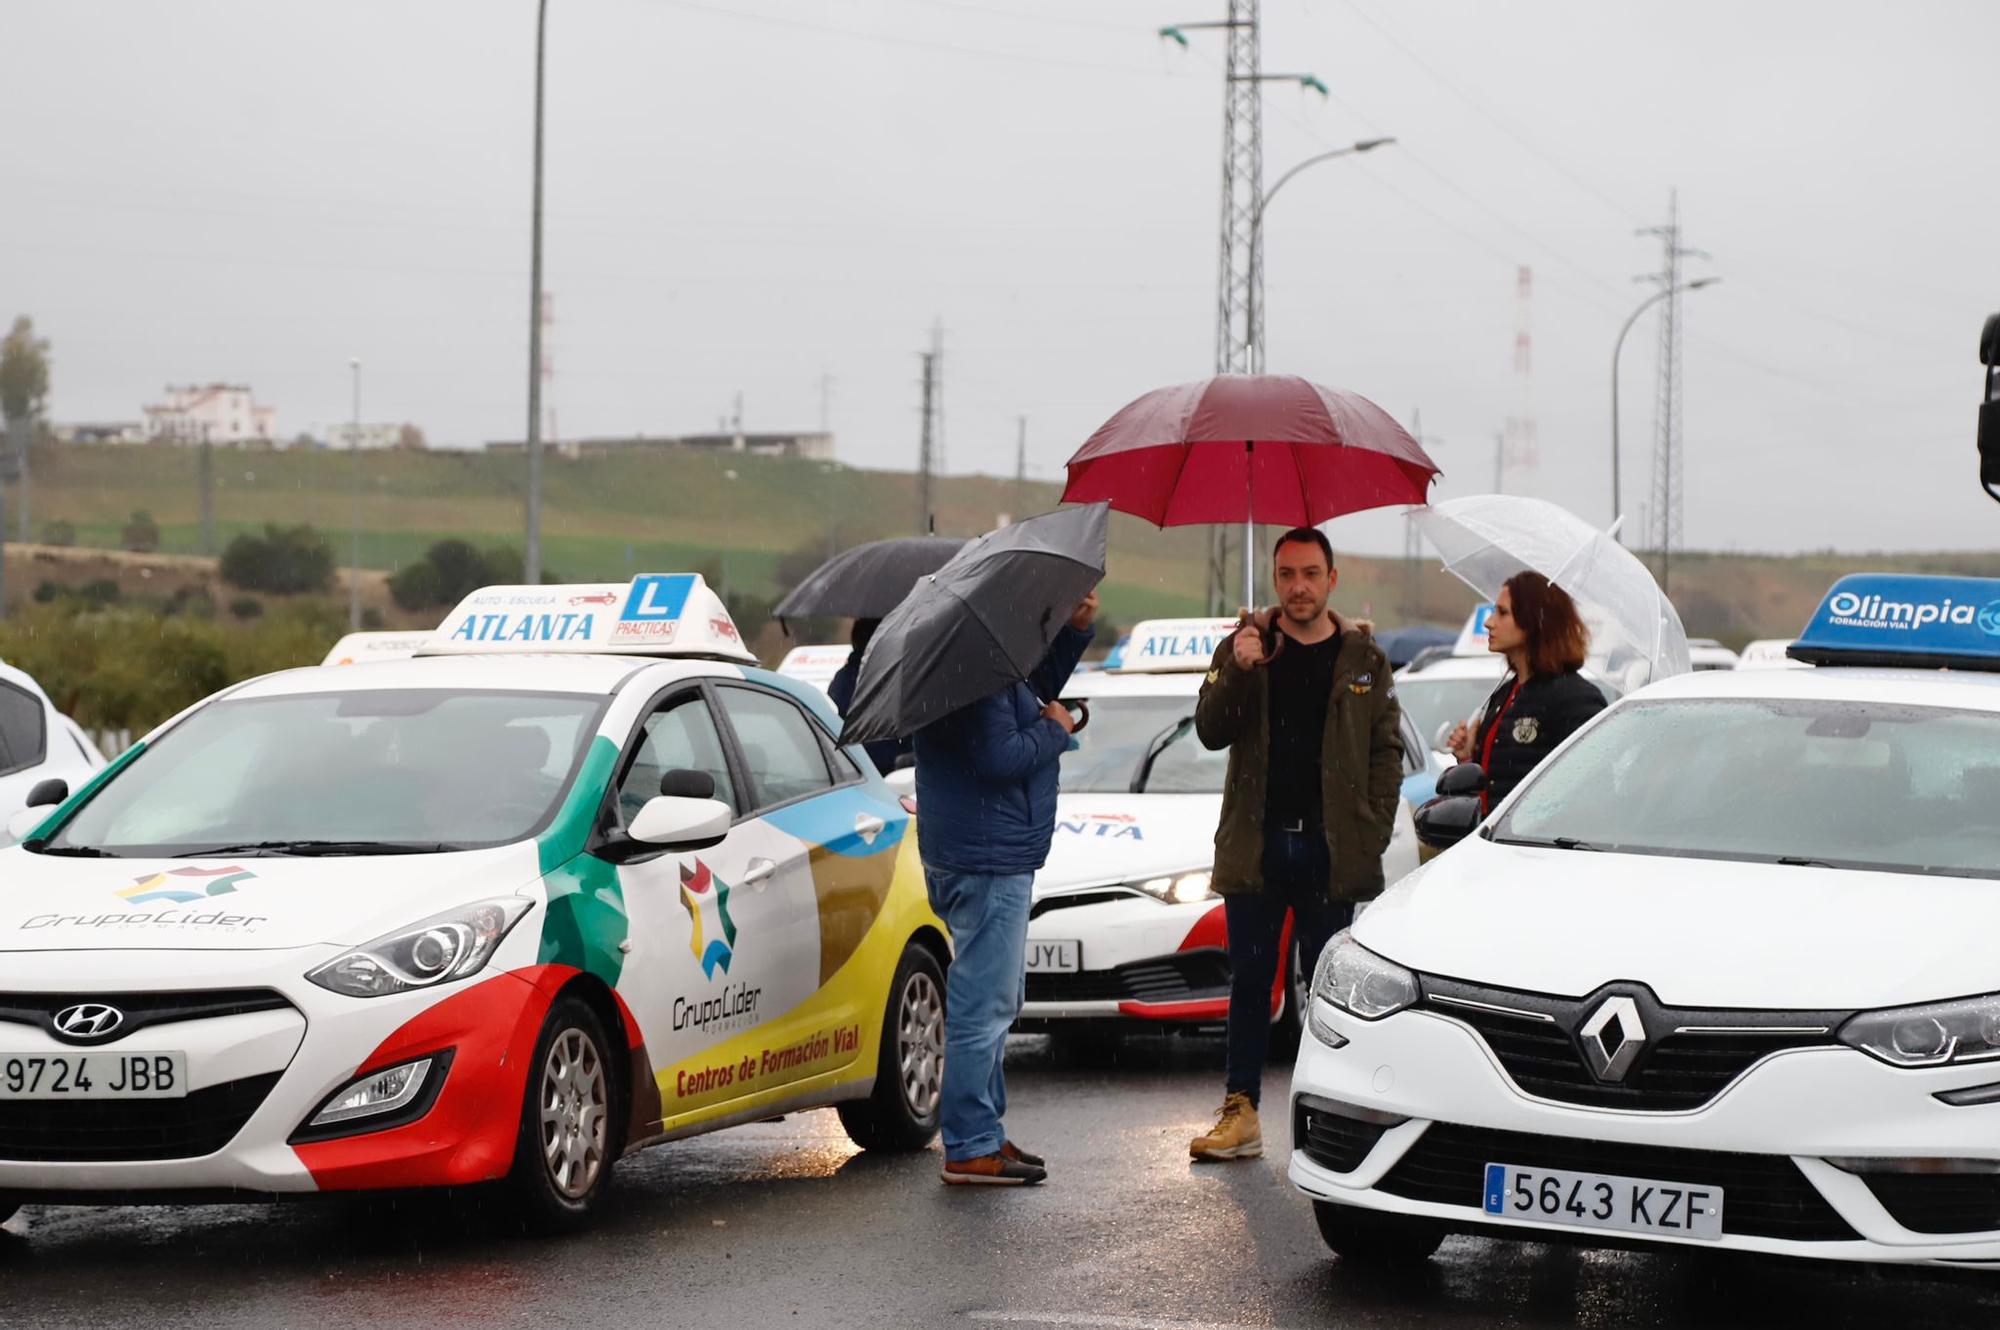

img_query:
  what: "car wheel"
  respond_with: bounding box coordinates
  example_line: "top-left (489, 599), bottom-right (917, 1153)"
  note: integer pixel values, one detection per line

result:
top-left (1312, 1200), bottom-right (1445, 1264)
top-left (505, 995), bottom-right (621, 1232)
top-left (837, 943), bottom-right (945, 1151)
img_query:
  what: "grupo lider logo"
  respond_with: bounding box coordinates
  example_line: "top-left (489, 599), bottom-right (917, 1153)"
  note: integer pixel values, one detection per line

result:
top-left (678, 859), bottom-right (738, 979)
top-left (118, 865), bottom-right (257, 906)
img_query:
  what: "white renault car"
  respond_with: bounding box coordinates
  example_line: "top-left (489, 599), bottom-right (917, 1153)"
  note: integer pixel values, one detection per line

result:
top-left (0, 575), bottom-right (947, 1232)
top-left (1016, 618), bottom-right (1439, 1044)
top-left (1292, 574), bottom-right (2000, 1268)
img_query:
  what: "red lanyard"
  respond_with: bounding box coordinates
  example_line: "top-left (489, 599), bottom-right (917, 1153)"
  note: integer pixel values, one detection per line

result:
top-left (1478, 680), bottom-right (1523, 813)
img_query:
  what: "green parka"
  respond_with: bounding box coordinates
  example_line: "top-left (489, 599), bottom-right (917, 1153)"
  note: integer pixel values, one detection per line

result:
top-left (1193, 612), bottom-right (1405, 903)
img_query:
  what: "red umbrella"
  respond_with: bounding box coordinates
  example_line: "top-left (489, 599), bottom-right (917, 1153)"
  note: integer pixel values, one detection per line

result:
top-left (1062, 373), bottom-right (1442, 605)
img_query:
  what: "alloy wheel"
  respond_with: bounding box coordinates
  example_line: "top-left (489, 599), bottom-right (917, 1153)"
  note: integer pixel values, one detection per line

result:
top-left (897, 969), bottom-right (945, 1119)
top-left (538, 1027), bottom-right (608, 1199)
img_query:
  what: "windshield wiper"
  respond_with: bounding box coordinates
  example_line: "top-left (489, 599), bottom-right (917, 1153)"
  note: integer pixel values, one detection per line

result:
top-left (33, 844), bottom-right (113, 857)
top-left (1493, 834), bottom-right (1603, 852)
top-left (1775, 855), bottom-right (1834, 868)
top-left (173, 840), bottom-right (461, 858)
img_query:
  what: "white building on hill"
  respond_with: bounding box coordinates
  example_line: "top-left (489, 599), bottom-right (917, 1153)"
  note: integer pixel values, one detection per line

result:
top-left (143, 384), bottom-right (277, 445)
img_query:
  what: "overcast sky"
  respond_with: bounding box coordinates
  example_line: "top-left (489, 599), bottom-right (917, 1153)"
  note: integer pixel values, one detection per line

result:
top-left (10, 0), bottom-right (1996, 554)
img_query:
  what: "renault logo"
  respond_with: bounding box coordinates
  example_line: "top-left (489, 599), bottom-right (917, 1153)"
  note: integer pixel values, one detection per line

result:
top-left (1578, 995), bottom-right (1646, 1082)
top-left (52, 1003), bottom-right (126, 1040)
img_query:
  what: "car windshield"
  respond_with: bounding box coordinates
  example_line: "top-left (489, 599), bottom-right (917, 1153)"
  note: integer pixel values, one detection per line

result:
top-left (1492, 697), bottom-right (2000, 878)
top-left (1057, 694), bottom-right (1226, 794)
top-left (1394, 675), bottom-right (1501, 747)
top-left (41, 689), bottom-right (604, 857)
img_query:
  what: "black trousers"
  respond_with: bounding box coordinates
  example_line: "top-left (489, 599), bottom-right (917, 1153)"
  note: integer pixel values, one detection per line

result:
top-left (1223, 827), bottom-right (1354, 1105)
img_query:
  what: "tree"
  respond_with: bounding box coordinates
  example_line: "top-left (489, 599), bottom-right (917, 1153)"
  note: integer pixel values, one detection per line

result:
top-left (0, 317), bottom-right (48, 427)
top-left (220, 523), bottom-right (335, 595)
top-left (121, 510), bottom-right (161, 553)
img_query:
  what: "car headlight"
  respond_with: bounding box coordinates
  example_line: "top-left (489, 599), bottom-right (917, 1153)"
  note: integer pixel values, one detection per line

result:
top-left (1130, 869), bottom-right (1215, 905)
top-left (1311, 930), bottom-right (1418, 1020)
top-left (307, 898), bottom-right (531, 998)
top-left (1840, 994), bottom-right (2000, 1068)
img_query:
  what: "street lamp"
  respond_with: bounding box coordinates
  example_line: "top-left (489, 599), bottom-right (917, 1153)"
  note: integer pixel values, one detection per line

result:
top-left (523, 0), bottom-right (550, 585)
top-left (1245, 138), bottom-right (1395, 372)
top-left (1610, 276), bottom-right (1718, 537)
top-left (348, 357), bottom-right (362, 631)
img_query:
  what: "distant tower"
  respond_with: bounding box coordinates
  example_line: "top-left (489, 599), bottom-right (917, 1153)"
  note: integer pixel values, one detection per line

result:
top-left (1208, 0), bottom-right (1264, 613)
top-left (929, 318), bottom-right (947, 476)
top-left (1501, 266), bottom-right (1537, 486)
top-left (916, 350), bottom-right (936, 535)
top-left (1640, 190), bottom-right (1706, 591)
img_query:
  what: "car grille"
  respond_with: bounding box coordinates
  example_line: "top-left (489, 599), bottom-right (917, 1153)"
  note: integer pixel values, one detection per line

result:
top-left (0, 1072), bottom-right (283, 1162)
top-left (1861, 1174), bottom-right (2000, 1236)
top-left (1419, 977), bottom-right (1848, 1112)
top-left (1025, 948), bottom-right (1230, 1005)
top-left (0, 989), bottom-right (295, 1046)
top-left (1375, 1121), bottom-right (1858, 1241)
top-left (1293, 1096), bottom-right (1394, 1174)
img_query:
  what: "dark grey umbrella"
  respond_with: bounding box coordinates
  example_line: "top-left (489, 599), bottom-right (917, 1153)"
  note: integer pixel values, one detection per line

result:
top-left (841, 504), bottom-right (1109, 744)
top-left (772, 536), bottom-right (966, 622)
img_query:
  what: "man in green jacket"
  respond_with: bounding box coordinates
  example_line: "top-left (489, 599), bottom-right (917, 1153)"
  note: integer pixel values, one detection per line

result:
top-left (1188, 526), bottom-right (1404, 1161)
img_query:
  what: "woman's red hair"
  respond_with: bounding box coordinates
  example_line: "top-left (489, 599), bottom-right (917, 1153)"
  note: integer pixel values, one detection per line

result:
top-left (1504, 571), bottom-right (1589, 676)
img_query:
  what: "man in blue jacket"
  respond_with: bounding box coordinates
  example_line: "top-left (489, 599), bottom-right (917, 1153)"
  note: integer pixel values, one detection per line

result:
top-left (916, 590), bottom-right (1097, 1186)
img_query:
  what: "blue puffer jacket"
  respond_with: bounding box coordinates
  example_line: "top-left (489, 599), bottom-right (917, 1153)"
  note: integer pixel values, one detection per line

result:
top-left (913, 624), bottom-right (1093, 876)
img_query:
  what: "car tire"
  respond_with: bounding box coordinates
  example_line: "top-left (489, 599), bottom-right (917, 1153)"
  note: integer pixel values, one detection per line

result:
top-left (1311, 1200), bottom-right (1445, 1264)
top-left (504, 994), bottom-right (622, 1233)
top-left (836, 942), bottom-right (945, 1152)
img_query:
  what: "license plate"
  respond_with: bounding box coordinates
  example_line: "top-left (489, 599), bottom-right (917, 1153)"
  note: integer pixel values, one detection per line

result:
top-left (0, 1051), bottom-right (189, 1100)
top-left (1025, 940), bottom-right (1081, 973)
top-left (1482, 1162), bottom-right (1723, 1241)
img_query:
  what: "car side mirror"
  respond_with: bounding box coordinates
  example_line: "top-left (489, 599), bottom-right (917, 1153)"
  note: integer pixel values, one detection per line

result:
top-left (25, 778), bottom-right (68, 809)
top-left (1435, 762), bottom-right (1486, 798)
top-left (1415, 794), bottom-right (1483, 851)
top-left (597, 788), bottom-right (733, 864)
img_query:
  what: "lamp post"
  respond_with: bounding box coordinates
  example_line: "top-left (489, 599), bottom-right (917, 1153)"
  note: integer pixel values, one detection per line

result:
top-left (1245, 137), bottom-right (1395, 373)
top-left (1611, 276), bottom-right (1717, 538)
top-left (523, 0), bottom-right (549, 585)
top-left (348, 358), bottom-right (362, 630)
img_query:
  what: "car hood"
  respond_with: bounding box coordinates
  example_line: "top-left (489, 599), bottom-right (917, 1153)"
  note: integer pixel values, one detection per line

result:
top-left (0, 844), bottom-right (545, 951)
top-left (1035, 793), bottom-right (1219, 896)
top-left (1357, 836), bottom-right (2000, 1010)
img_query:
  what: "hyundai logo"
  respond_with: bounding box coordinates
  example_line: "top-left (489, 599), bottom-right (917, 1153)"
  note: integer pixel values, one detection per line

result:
top-left (1578, 995), bottom-right (1647, 1082)
top-left (52, 1003), bottom-right (126, 1040)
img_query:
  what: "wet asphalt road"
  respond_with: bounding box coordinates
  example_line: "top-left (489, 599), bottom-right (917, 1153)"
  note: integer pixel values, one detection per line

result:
top-left (6, 1034), bottom-right (2000, 1330)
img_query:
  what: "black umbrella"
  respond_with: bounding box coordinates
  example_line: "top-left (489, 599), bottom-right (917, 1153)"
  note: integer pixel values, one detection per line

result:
top-left (841, 504), bottom-right (1108, 744)
top-left (772, 536), bottom-right (966, 623)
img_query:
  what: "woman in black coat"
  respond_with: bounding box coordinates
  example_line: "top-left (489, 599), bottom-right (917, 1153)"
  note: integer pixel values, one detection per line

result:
top-left (1447, 571), bottom-right (1607, 811)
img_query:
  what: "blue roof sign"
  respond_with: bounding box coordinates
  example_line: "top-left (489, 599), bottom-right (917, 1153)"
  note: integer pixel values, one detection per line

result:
top-left (1790, 574), bottom-right (2000, 670)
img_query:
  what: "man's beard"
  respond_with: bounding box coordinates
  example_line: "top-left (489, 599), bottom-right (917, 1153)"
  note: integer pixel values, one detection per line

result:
top-left (1282, 594), bottom-right (1326, 624)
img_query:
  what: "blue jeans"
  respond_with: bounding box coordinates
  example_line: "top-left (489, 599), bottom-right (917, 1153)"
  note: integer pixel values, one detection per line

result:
top-left (924, 866), bottom-right (1034, 1162)
top-left (1223, 828), bottom-right (1354, 1106)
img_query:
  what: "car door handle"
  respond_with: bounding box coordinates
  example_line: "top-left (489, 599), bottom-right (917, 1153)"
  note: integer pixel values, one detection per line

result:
top-left (742, 858), bottom-right (777, 888)
top-left (854, 813), bottom-right (887, 841)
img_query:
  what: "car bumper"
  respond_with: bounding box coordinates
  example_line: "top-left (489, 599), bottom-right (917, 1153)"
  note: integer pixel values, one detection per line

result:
top-left (0, 946), bottom-right (569, 1198)
top-left (1287, 1000), bottom-right (2000, 1265)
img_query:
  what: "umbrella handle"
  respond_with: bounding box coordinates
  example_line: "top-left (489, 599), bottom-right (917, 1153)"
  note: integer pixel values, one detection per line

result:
top-left (1238, 609), bottom-right (1286, 665)
top-left (1067, 699), bottom-right (1090, 734)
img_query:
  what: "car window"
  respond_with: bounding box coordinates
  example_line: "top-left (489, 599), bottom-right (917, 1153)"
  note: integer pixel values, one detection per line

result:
top-left (0, 682), bottom-right (47, 778)
top-left (717, 687), bottom-right (836, 810)
top-left (617, 694), bottom-right (738, 825)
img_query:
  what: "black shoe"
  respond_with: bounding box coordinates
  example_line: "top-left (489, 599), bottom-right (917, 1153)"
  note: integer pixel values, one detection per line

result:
top-left (1001, 1140), bottom-right (1045, 1169)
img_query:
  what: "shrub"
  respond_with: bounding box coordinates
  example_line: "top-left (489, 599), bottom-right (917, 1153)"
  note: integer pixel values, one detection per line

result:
top-left (229, 596), bottom-right (264, 620)
top-left (120, 510), bottom-right (160, 553)
top-left (40, 519), bottom-right (75, 547)
top-left (387, 540), bottom-right (546, 611)
top-left (77, 579), bottom-right (120, 608)
top-left (220, 523), bottom-right (334, 595)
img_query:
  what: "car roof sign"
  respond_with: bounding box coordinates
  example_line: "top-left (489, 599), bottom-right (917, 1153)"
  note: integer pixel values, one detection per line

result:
top-left (418, 573), bottom-right (758, 663)
top-left (1111, 618), bottom-right (1240, 673)
top-left (1452, 604), bottom-right (1496, 657)
top-left (1790, 574), bottom-right (2000, 671)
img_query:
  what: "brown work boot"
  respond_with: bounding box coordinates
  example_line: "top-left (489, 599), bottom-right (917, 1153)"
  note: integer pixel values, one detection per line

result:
top-left (941, 1153), bottom-right (1047, 1186)
top-left (1190, 1092), bottom-right (1263, 1161)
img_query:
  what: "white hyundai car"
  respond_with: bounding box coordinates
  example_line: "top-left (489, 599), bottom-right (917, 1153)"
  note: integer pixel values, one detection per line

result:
top-left (1291, 574), bottom-right (2000, 1268)
top-left (1016, 619), bottom-right (1440, 1045)
top-left (0, 660), bottom-right (104, 823)
top-left (0, 575), bottom-right (947, 1232)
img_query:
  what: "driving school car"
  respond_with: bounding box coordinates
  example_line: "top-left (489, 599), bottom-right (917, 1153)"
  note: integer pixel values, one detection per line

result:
top-left (1016, 618), bottom-right (1438, 1043)
top-left (0, 658), bottom-right (104, 824)
top-left (0, 574), bottom-right (946, 1231)
top-left (1293, 574), bottom-right (2000, 1268)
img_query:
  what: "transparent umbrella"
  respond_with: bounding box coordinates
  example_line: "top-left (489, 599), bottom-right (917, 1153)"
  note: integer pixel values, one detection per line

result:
top-left (1416, 495), bottom-right (1691, 686)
